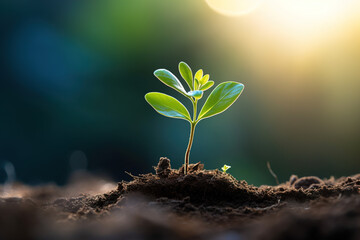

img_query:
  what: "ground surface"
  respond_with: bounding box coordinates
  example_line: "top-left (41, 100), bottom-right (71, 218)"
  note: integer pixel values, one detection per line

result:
top-left (1, 158), bottom-right (360, 240)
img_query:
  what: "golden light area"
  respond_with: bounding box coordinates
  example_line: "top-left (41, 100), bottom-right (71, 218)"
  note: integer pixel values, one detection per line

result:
top-left (208, 0), bottom-right (360, 71)
top-left (206, 0), bottom-right (360, 141)
top-left (207, 0), bottom-right (360, 54)
top-left (205, 0), bottom-right (264, 16)
top-left (252, 0), bottom-right (358, 52)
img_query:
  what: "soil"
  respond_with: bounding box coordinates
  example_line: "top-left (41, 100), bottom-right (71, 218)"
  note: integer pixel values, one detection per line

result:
top-left (1, 157), bottom-right (360, 240)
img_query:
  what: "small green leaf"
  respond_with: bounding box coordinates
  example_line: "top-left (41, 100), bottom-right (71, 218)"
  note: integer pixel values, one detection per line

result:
top-left (179, 62), bottom-right (193, 90)
top-left (154, 69), bottom-right (186, 94)
top-left (200, 74), bottom-right (209, 85)
top-left (194, 69), bottom-right (203, 85)
top-left (221, 164), bottom-right (231, 173)
top-left (200, 81), bottom-right (214, 91)
top-left (187, 90), bottom-right (203, 99)
top-left (145, 92), bottom-right (191, 121)
top-left (198, 81), bottom-right (244, 120)
top-left (194, 78), bottom-right (200, 90)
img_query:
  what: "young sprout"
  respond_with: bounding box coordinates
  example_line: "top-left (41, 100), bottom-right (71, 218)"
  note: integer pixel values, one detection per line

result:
top-left (145, 61), bottom-right (244, 174)
top-left (221, 164), bottom-right (231, 173)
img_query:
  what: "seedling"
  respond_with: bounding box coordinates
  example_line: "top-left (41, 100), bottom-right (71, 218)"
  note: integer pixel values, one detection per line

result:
top-left (145, 61), bottom-right (244, 174)
top-left (221, 164), bottom-right (231, 173)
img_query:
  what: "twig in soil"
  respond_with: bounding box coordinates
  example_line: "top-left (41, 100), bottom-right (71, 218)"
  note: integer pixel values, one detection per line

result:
top-left (267, 161), bottom-right (280, 185)
top-left (254, 199), bottom-right (283, 212)
top-left (125, 171), bottom-right (139, 180)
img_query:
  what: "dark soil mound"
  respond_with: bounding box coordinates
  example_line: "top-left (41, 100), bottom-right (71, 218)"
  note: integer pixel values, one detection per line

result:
top-left (120, 158), bottom-right (359, 205)
top-left (0, 158), bottom-right (359, 240)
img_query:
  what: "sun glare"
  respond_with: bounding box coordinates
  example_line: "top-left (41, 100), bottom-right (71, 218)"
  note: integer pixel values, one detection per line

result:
top-left (257, 0), bottom-right (351, 44)
top-left (210, 0), bottom-right (360, 56)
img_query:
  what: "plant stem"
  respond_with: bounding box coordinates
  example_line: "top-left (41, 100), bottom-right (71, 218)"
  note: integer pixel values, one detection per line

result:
top-left (184, 99), bottom-right (197, 174)
top-left (184, 122), bottom-right (195, 174)
top-left (192, 99), bottom-right (197, 125)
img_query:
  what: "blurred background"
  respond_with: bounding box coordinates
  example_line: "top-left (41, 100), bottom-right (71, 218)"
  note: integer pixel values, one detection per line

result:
top-left (0, 0), bottom-right (360, 186)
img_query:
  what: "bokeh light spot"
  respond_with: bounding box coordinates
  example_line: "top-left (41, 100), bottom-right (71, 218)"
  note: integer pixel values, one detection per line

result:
top-left (205, 0), bottom-right (263, 16)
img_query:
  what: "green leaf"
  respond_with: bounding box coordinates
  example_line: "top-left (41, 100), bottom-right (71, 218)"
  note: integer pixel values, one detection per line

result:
top-left (179, 62), bottom-right (193, 90)
top-left (187, 90), bottom-right (203, 99)
top-left (221, 164), bottom-right (231, 172)
top-left (145, 92), bottom-right (191, 121)
top-left (194, 77), bottom-right (200, 90)
top-left (154, 69), bottom-right (186, 94)
top-left (200, 74), bottom-right (209, 85)
top-left (194, 69), bottom-right (203, 84)
top-left (200, 80), bottom-right (214, 91)
top-left (198, 81), bottom-right (244, 120)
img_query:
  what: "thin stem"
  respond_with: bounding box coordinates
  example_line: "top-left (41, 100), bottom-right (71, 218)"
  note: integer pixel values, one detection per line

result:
top-left (193, 99), bottom-right (197, 121)
top-left (184, 123), bottom-right (195, 174)
top-left (184, 99), bottom-right (197, 174)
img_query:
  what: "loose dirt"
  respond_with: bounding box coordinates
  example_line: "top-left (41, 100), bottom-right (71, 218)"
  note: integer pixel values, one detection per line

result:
top-left (1, 157), bottom-right (359, 240)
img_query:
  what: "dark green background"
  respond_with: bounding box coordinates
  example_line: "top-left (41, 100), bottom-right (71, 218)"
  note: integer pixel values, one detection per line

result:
top-left (1, 0), bottom-right (359, 185)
